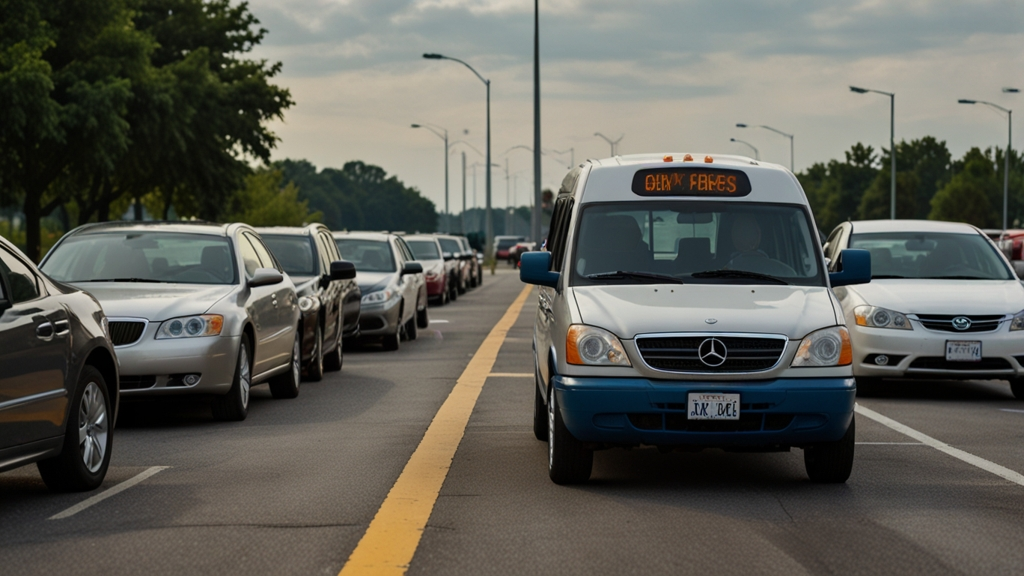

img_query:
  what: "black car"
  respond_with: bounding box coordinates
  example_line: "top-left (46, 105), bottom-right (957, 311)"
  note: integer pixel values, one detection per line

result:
top-left (0, 236), bottom-right (119, 491)
top-left (258, 225), bottom-right (358, 381)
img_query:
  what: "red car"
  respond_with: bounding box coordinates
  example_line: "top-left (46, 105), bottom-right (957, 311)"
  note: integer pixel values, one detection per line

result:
top-left (405, 235), bottom-right (452, 305)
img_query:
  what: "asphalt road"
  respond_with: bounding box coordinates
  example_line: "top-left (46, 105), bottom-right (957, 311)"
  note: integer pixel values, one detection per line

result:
top-left (3, 267), bottom-right (1024, 575)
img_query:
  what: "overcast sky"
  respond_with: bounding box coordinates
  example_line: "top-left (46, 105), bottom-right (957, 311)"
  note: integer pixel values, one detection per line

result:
top-left (246, 0), bottom-right (1023, 213)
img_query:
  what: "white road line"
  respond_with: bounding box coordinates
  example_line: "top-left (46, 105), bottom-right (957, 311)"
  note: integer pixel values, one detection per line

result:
top-left (856, 442), bottom-right (925, 445)
top-left (430, 320), bottom-right (450, 324)
top-left (49, 466), bottom-right (170, 520)
top-left (1000, 409), bottom-right (1024, 414)
top-left (855, 404), bottom-right (1024, 487)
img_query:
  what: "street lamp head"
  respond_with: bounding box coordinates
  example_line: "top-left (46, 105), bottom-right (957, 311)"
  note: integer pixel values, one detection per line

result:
top-left (958, 99), bottom-right (977, 105)
top-left (1004, 88), bottom-right (1021, 94)
top-left (850, 86), bottom-right (869, 94)
top-left (423, 53), bottom-right (443, 60)
top-left (735, 123), bottom-right (748, 128)
top-left (730, 138), bottom-right (738, 142)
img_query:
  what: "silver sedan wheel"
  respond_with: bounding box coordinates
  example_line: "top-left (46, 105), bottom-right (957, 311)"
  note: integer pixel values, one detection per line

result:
top-left (78, 382), bottom-right (109, 473)
top-left (239, 346), bottom-right (251, 409)
top-left (291, 335), bottom-right (301, 386)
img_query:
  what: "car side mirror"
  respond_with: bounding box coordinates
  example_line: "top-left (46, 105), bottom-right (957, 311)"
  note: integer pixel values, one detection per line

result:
top-left (330, 260), bottom-right (356, 281)
top-left (442, 252), bottom-right (454, 261)
top-left (520, 252), bottom-right (559, 289)
top-left (249, 267), bottom-right (284, 287)
top-left (829, 249), bottom-right (871, 287)
top-left (402, 261), bottom-right (423, 275)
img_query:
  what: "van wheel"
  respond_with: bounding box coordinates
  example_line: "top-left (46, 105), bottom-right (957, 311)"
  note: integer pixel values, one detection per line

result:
top-left (37, 366), bottom-right (112, 492)
top-left (1009, 378), bottom-right (1024, 400)
top-left (533, 372), bottom-right (547, 441)
top-left (269, 332), bottom-right (301, 399)
top-left (804, 416), bottom-right (855, 483)
top-left (324, 330), bottom-right (343, 372)
top-left (548, 386), bottom-right (592, 484)
top-left (305, 325), bottom-right (324, 382)
top-left (213, 334), bottom-right (252, 421)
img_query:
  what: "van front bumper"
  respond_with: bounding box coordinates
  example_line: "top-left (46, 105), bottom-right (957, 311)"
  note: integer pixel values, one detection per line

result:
top-left (553, 375), bottom-right (855, 447)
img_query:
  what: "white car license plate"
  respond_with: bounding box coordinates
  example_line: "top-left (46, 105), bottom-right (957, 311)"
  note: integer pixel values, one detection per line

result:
top-left (688, 393), bottom-right (740, 420)
top-left (946, 340), bottom-right (981, 362)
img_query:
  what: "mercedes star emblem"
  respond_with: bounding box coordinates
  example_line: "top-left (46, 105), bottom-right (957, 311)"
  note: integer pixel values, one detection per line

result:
top-left (705, 318), bottom-right (718, 325)
top-left (951, 316), bottom-right (972, 331)
top-left (698, 337), bottom-right (728, 367)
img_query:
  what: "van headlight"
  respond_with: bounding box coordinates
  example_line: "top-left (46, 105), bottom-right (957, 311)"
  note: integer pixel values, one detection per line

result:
top-left (566, 325), bottom-right (631, 366)
top-left (1010, 310), bottom-right (1024, 331)
top-left (791, 326), bottom-right (852, 367)
top-left (854, 305), bottom-right (912, 330)
top-left (157, 315), bottom-right (224, 339)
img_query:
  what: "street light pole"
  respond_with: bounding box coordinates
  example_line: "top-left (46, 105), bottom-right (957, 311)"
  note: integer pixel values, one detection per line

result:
top-left (959, 98), bottom-right (1014, 230)
top-left (594, 132), bottom-right (623, 156)
top-left (850, 86), bottom-right (896, 219)
top-left (411, 123), bottom-right (449, 231)
top-left (729, 138), bottom-right (759, 160)
top-left (532, 0), bottom-right (542, 245)
top-left (461, 151), bottom-right (467, 234)
top-left (735, 124), bottom-right (793, 171)
top-left (550, 148), bottom-right (575, 168)
top-left (423, 53), bottom-right (493, 255)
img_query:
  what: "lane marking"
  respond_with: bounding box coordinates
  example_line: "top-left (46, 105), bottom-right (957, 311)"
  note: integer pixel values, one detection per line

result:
top-left (49, 466), bottom-right (170, 520)
top-left (1000, 408), bottom-right (1024, 414)
top-left (855, 404), bottom-right (1024, 487)
top-left (339, 285), bottom-right (533, 576)
top-left (856, 442), bottom-right (925, 445)
top-left (487, 372), bottom-right (533, 378)
top-left (429, 320), bottom-right (450, 324)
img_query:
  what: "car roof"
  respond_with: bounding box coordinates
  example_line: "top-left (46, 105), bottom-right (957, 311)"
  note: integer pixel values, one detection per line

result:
top-left (333, 231), bottom-right (393, 242)
top-left (849, 220), bottom-right (982, 235)
top-left (578, 153), bottom-right (805, 205)
top-left (67, 220), bottom-right (234, 237)
top-left (253, 224), bottom-right (326, 236)
top-left (404, 234), bottom-right (441, 242)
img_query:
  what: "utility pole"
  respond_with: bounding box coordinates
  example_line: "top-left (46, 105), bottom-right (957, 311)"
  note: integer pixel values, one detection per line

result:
top-left (532, 0), bottom-right (542, 244)
top-left (461, 151), bottom-right (467, 234)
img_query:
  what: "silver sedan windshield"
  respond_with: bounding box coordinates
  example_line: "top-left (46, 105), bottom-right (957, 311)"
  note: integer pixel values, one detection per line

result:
top-left (42, 232), bottom-right (237, 285)
top-left (849, 232), bottom-right (1013, 280)
top-left (571, 201), bottom-right (824, 286)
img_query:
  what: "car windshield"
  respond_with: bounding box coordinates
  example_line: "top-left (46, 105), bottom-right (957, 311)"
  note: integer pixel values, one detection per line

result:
top-left (571, 201), bottom-right (824, 287)
top-left (335, 238), bottom-right (396, 272)
top-left (407, 240), bottom-right (441, 260)
top-left (849, 231), bottom-right (1013, 280)
top-left (438, 238), bottom-right (462, 254)
top-left (496, 238), bottom-right (519, 250)
top-left (42, 232), bottom-right (237, 284)
top-left (262, 235), bottom-right (317, 276)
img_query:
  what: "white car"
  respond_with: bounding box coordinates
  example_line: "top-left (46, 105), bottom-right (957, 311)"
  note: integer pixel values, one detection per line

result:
top-left (824, 219), bottom-right (1024, 400)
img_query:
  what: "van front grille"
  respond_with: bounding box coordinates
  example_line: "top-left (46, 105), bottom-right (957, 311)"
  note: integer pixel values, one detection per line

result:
top-left (636, 334), bottom-right (786, 373)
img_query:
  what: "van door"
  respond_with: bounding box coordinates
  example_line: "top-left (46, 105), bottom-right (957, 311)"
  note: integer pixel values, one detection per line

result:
top-left (537, 195), bottom-right (574, 389)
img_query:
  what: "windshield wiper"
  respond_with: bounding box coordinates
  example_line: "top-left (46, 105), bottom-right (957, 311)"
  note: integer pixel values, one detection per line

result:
top-left (586, 271), bottom-right (685, 285)
top-left (690, 269), bottom-right (789, 285)
top-left (79, 278), bottom-right (165, 283)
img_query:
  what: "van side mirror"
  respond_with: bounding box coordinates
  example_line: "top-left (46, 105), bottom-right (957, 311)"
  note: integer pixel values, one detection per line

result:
top-left (402, 262), bottom-right (423, 275)
top-left (329, 260), bottom-right (356, 281)
top-left (829, 249), bottom-right (871, 287)
top-left (249, 267), bottom-right (284, 287)
top-left (520, 252), bottom-right (559, 288)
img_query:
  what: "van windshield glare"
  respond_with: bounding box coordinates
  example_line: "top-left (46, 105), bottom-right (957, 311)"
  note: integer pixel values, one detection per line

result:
top-left (570, 201), bottom-right (824, 287)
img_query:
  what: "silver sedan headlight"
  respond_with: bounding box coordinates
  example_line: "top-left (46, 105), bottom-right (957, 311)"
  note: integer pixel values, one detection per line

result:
top-left (1010, 310), bottom-right (1024, 331)
top-left (362, 288), bottom-right (397, 305)
top-left (854, 305), bottom-right (912, 330)
top-left (157, 315), bottom-right (224, 339)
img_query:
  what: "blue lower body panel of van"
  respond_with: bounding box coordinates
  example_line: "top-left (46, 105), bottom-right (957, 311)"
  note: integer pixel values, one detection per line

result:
top-left (552, 375), bottom-right (855, 447)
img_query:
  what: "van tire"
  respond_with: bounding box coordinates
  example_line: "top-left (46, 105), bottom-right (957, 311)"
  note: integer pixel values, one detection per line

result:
top-left (533, 373), bottom-right (547, 441)
top-left (804, 416), bottom-right (855, 483)
top-left (548, 387), bottom-right (592, 485)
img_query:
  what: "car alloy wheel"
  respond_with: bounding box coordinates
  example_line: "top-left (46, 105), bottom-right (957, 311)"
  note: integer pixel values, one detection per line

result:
top-left (37, 366), bottom-right (113, 491)
top-left (213, 334), bottom-right (251, 421)
top-left (79, 382), bottom-right (109, 473)
top-left (306, 325), bottom-right (324, 382)
top-left (269, 332), bottom-right (301, 399)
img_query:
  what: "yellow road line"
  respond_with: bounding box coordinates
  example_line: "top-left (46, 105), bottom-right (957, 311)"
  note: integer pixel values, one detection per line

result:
top-left (338, 285), bottom-right (533, 576)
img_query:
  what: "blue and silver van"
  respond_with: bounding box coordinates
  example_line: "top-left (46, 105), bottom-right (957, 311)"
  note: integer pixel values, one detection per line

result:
top-left (520, 154), bottom-right (870, 484)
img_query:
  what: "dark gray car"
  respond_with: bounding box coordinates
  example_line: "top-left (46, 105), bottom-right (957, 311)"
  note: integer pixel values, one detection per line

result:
top-left (0, 236), bottom-right (119, 491)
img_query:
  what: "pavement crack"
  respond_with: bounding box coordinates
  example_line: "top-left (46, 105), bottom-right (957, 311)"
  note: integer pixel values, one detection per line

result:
top-left (774, 496), bottom-right (795, 523)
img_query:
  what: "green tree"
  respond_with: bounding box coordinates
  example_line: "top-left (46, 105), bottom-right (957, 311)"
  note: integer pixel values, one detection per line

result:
top-left (225, 169), bottom-right (321, 226)
top-left (930, 147), bottom-right (1000, 227)
top-left (797, 143), bottom-right (877, 233)
top-left (858, 137), bottom-right (952, 220)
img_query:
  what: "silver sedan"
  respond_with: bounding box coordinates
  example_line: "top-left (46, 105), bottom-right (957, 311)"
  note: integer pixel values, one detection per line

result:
top-left (40, 222), bottom-right (302, 421)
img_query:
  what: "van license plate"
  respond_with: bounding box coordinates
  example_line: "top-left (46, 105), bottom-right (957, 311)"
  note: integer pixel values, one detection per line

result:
top-left (688, 393), bottom-right (740, 420)
top-left (946, 341), bottom-right (981, 362)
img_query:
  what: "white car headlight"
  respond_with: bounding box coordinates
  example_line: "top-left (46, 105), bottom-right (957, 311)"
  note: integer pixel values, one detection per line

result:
top-left (566, 325), bottom-right (631, 366)
top-left (298, 295), bottom-right (319, 312)
top-left (362, 288), bottom-right (396, 304)
top-left (854, 305), bottom-right (912, 330)
top-left (791, 326), bottom-right (852, 367)
top-left (1010, 310), bottom-right (1024, 331)
top-left (157, 315), bottom-right (224, 339)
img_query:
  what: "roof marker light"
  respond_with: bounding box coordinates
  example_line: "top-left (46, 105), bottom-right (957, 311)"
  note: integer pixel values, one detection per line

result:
top-left (663, 155), bottom-right (673, 162)
top-left (682, 154), bottom-right (693, 162)
top-left (704, 155), bottom-right (714, 163)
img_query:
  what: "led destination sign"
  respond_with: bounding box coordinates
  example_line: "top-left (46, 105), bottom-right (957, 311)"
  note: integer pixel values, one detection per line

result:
top-left (632, 168), bottom-right (752, 197)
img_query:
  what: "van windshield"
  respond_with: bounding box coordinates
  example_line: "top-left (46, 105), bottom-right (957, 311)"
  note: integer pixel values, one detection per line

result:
top-left (571, 201), bottom-right (824, 287)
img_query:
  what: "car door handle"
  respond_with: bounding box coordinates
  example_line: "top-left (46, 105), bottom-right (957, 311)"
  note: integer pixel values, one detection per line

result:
top-left (54, 319), bottom-right (70, 336)
top-left (36, 322), bottom-right (55, 340)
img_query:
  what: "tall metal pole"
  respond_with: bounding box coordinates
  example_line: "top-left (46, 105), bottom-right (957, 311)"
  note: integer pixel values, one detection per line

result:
top-left (461, 151), bottom-right (467, 234)
top-left (444, 130), bottom-right (449, 232)
top-left (889, 93), bottom-right (896, 220)
top-left (532, 0), bottom-right (542, 244)
top-left (1006, 110), bottom-right (1012, 231)
top-left (505, 158), bottom-right (510, 235)
top-left (486, 80), bottom-right (492, 257)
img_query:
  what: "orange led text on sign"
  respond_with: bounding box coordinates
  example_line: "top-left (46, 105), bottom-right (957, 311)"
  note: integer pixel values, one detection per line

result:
top-left (644, 172), bottom-right (738, 194)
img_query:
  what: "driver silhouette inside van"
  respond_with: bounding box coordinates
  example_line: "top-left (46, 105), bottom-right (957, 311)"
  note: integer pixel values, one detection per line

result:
top-left (726, 214), bottom-right (797, 277)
